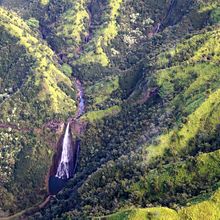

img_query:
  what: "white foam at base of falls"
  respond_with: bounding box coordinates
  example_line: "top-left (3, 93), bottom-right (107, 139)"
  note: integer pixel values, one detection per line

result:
top-left (56, 123), bottom-right (73, 179)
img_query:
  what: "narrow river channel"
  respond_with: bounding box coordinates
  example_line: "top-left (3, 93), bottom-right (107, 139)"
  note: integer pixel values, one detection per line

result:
top-left (48, 78), bottom-right (85, 195)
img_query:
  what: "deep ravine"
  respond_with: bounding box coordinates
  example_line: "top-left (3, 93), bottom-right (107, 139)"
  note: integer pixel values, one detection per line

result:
top-left (149, 0), bottom-right (177, 36)
top-left (48, 77), bottom-right (85, 195)
top-left (0, 78), bottom-right (86, 220)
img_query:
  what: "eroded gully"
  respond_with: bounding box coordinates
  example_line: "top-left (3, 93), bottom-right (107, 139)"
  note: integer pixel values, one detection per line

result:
top-left (48, 78), bottom-right (85, 195)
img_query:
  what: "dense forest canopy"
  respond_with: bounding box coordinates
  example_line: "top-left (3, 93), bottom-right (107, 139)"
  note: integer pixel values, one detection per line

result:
top-left (0, 0), bottom-right (220, 219)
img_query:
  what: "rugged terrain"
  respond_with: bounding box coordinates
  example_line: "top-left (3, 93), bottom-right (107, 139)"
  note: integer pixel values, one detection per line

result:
top-left (0, 0), bottom-right (220, 219)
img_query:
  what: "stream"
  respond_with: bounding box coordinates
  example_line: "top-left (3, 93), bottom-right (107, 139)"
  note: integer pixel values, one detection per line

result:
top-left (49, 0), bottom-right (176, 193)
top-left (75, 79), bottom-right (85, 118)
top-left (48, 78), bottom-right (85, 195)
top-left (150, 0), bottom-right (177, 35)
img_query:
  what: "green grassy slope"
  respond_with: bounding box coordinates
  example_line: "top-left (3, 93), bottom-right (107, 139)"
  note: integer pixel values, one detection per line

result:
top-left (27, 1), bottom-right (220, 219)
top-left (75, 0), bottom-right (123, 66)
top-left (0, 0), bottom-right (220, 219)
top-left (98, 21), bottom-right (220, 219)
top-left (145, 25), bottom-right (220, 162)
top-left (0, 7), bottom-right (76, 117)
top-left (55, 0), bottom-right (90, 50)
top-left (98, 188), bottom-right (220, 220)
top-left (0, 7), bottom-right (77, 214)
top-left (95, 11), bottom-right (220, 220)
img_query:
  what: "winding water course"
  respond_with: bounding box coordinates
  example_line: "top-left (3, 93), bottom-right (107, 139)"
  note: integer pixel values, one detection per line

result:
top-left (48, 78), bottom-right (85, 195)
top-left (75, 79), bottom-right (85, 118)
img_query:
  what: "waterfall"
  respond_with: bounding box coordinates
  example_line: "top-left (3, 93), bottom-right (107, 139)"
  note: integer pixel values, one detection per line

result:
top-left (56, 123), bottom-right (73, 179)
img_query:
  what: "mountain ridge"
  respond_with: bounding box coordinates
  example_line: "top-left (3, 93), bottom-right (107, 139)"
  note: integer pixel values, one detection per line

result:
top-left (0, 0), bottom-right (220, 219)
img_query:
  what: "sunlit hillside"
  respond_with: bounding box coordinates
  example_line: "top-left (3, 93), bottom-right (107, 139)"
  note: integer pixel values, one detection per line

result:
top-left (0, 0), bottom-right (220, 219)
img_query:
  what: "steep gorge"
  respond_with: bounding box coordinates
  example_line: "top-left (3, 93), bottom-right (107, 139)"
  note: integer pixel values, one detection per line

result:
top-left (48, 78), bottom-right (85, 196)
top-left (0, 0), bottom-right (220, 219)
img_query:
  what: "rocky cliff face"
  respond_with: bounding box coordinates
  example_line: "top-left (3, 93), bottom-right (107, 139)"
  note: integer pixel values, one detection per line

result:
top-left (0, 0), bottom-right (220, 219)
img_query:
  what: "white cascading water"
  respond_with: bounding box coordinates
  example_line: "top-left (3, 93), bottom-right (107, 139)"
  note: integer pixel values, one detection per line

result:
top-left (55, 79), bottom-right (84, 180)
top-left (56, 123), bottom-right (73, 179)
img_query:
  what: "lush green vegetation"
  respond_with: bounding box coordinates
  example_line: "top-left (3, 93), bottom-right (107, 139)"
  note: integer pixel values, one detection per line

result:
top-left (0, 28), bottom-right (34, 102)
top-left (0, 6), bottom-right (77, 214)
top-left (85, 76), bottom-right (120, 109)
top-left (0, 0), bottom-right (220, 219)
top-left (75, 0), bottom-right (123, 66)
top-left (39, 0), bottom-right (49, 6)
top-left (98, 188), bottom-right (220, 220)
top-left (55, 0), bottom-right (89, 49)
top-left (0, 7), bottom-right (76, 116)
top-left (145, 26), bottom-right (220, 160)
top-left (96, 208), bottom-right (179, 220)
top-left (82, 105), bottom-right (121, 122)
top-left (211, 7), bottom-right (220, 23)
